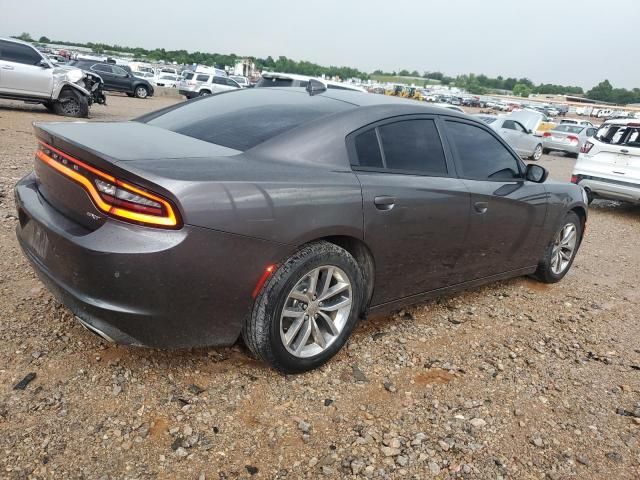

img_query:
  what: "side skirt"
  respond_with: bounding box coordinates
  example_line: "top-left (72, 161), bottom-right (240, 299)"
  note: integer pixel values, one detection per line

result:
top-left (367, 266), bottom-right (537, 317)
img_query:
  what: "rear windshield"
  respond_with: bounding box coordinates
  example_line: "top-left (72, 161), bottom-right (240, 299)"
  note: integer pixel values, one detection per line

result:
top-left (554, 125), bottom-right (584, 134)
top-left (141, 88), bottom-right (354, 151)
top-left (595, 123), bottom-right (640, 146)
top-left (183, 72), bottom-right (194, 80)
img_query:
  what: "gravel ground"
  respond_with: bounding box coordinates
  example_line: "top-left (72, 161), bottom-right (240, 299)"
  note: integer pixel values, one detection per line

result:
top-left (0, 95), bottom-right (639, 480)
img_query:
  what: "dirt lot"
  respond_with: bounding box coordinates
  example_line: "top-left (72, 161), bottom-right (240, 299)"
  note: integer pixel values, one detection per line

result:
top-left (0, 95), bottom-right (639, 480)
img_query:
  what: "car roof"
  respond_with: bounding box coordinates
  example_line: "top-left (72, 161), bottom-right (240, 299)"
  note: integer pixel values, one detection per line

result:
top-left (261, 72), bottom-right (366, 92)
top-left (0, 37), bottom-right (34, 46)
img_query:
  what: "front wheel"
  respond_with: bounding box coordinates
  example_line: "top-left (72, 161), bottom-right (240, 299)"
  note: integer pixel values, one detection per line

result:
top-left (53, 89), bottom-right (89, 118)
top-left (243, 241), bottom-right (364, 373)
top-left (530, 144), bottom-right (543, 161)
top-left (533, 211), bottom-right (582, 283)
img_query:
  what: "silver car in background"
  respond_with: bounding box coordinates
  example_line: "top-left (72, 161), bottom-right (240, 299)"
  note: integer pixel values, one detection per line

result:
top-left (543, 124), bottom-right (597, 157)
top-left (474, 114), bottom-right (543, 160)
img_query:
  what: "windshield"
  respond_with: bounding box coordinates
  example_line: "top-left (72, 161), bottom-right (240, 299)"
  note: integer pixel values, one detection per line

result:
top-left (595, 123), bottom-right (640, 146)
top-left (553, 125), bottom-right (584, 134)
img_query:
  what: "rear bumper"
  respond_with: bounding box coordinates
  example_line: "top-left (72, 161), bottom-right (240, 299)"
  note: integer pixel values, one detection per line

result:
top-left (15, 173), bottom-right (292, 348)
top-left (573, 174), bottom-right (640, 204)
top-left (543, 139), bottom-right (580, 154)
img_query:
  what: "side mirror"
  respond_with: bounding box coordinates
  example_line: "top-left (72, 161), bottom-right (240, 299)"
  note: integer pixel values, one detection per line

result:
top-left (527, 129), bottom-right (533, 134)
top-left (525, 164), bottom-right (548, 183)
top-left (39, 59), bottom-right (51, 68)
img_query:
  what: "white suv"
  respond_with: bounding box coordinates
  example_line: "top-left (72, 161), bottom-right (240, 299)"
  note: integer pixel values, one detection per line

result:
top-left (178, 72), bottom-right (241, 99)
top-left (572, 119), bottom-right (640, 204)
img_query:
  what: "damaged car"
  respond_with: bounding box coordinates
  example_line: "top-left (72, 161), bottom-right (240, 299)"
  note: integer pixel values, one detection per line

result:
top-left (0, 37), bottom-right (105, 117)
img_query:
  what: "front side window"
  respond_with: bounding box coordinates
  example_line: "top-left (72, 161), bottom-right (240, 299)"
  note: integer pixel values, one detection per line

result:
top-left (91, 64), bottom-right (112, 73)
top-left (112, 66), bottom-right (128, 76)
top-left (446, 121), bottom-right (521, 180)
top-left (353, 119), bottom-right (448, 175)
top-left (0, 41), bottom-right (43, 65)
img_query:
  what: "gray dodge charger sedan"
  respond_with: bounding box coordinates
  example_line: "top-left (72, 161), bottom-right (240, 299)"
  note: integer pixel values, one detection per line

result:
top-left (15, 86), bottom-right (588, 372)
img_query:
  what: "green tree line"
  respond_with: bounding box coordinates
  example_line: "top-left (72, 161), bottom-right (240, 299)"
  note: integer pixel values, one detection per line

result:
top-left (15, 32), bottom-right (640, 104)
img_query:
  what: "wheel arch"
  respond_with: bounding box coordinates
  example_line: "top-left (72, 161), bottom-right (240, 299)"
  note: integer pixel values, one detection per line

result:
top-left (315, 235), bottom-right (375, 317)
top-left (570, 205), bottom-right (587, 243)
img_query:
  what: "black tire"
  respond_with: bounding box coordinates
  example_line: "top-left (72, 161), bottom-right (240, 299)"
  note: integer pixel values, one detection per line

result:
top-left (533, 211), bottom-right (582, 284)
top-left (53, 89), bottom-right (89, 118)
top-left (542, 148), bottom-right (550, 154)
top-left (42, 101), bottom-right (55, 113)
top-left (198, 90), bottom-right (211, 96)
top-left (243, 241), bottom-right (364, 373)
top-left (126, 92), bottom-right (134, 97)
top-left (134, 85), bottom-right (149, 99)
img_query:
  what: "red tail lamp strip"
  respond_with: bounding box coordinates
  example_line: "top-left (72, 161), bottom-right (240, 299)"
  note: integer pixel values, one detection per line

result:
top-left (36, 141), bottom-right (180, 228)
top-left (252, 265), bottom-right (275, 298)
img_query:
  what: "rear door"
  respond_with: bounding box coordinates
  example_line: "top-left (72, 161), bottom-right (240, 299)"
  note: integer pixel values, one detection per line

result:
top-left (0, 40), bottom-right (52, 97)
top-left (110, 65), bottom-right (133, 92)
top-left (443, 119), bottom-right (548, 279)
top-left (349, 116), bottom-right (471, 305)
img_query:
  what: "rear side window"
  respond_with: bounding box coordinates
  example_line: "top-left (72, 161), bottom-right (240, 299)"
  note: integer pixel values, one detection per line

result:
top-left (196, 74), bottom-right (209, 82)
top-left (502, 120), bottom-right (518, 130)
top-left (353, 119), bottom-right (448, 175)
top-left (142, 88), bottom-right (354, 151)
top-left (0, 41), bottom-right (43, 65)
top-left (595, 123), bottom-right (640, 146)
top-left (379, 120), bottom-right (447, 174)
top-left (446, 121), bottom-right (521, 180)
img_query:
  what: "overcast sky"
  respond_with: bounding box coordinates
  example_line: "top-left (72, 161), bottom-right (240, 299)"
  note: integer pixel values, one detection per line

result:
top-left (1, 0), bottom-right (638, 89)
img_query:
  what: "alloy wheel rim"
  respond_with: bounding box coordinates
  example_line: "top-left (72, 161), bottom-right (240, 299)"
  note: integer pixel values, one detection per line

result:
top-left (279, 265), bottom-right (352, 358)
top-left (61, 99), bottom-right (80, 116)
top-left (136, 87), bottom-right (147, 98)
top-left (533, 144), bottom-right (542, 160)
top-left (550, 223), bottom-right (577, 275)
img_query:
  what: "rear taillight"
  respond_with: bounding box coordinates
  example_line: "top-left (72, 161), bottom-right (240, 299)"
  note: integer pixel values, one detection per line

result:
top-left (36, 142), bottom-right (181, 228)
top-left (543, 132), bottom-right (551, 137)
top-left (571, 175), bottom-right (579, 184)
top-left (567, 135), bottom-right (579, 143)
top-left (580, 141), bottom-right (594, 154)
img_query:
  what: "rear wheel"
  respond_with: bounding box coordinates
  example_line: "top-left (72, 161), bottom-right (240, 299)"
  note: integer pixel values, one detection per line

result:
top-left (533, 211), bottom-right (582, 283)
top-left (198, 90), bottom-right (211, 96)
top-left (243, 241), bottom-right (364, 373)
top-left (134, 85), bottom-right (149, 99)
top-left (542, 148), bottom-right (550, 155)
top-left (53, 89), bottom-right (89, 118)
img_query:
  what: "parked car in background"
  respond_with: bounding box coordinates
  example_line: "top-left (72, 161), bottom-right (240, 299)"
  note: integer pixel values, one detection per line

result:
top-left (560, 119), bottom-right (594, 127)
top-left (256, 72), bottom-right (367, 92)
top-left (473, 114), bottom-right (498, 125)
top-left (484, 116), bottom-right (543, 160)
top-left (68, 60), bottom-right (154, 98)
top-left (431, 103), bottom-right (465, 113)
top-left (15, 87), bottom-right (587, 372)
top-left (0, 37), bottom-right (105, 117)
top-left (572, 119), bottom-right (640, 204)
top-left (230, 75), bottom-right (250, 88)
top-left (133, 71), bottom-right (155, 80)
top-left (177, 72), bottom-right (241, 98)
top-left (155, 74), bottom-right (179, 88)
top-left (543, 124), bottom-right (597, 157)
top-left (462, 97), bottom-right (480, 107)
top-left (509, 109), bottom-right (554, 136)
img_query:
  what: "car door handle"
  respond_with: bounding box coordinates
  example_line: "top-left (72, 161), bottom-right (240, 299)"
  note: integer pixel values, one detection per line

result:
top-left (1, 65), bottom-right (14, 70)
top-left (473, 201), bottom-right (488, 214)
top-left (374, 195), bottom-right (395, 211)
top-left (620, 149), bottom-right (629, 154)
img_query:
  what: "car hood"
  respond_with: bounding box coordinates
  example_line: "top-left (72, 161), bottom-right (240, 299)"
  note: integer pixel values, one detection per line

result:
top-left (506, 110), bottom-right (544, 133)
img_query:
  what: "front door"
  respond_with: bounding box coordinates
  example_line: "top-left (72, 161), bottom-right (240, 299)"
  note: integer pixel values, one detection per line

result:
top-left (443, 119), bottom-right (548, 279)
top-left (349, 117), bottom-right (471, 305)
top-left (0, 40), bottom-right (52, 97)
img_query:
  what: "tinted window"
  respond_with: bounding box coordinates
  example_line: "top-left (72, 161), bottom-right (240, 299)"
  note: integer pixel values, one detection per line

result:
top-left (354, 129), bottom-right (383, 168)
top-left (378, 120), bottom-right (447, 174)
top-left (196, 74), bottom-right (209, 82)
top-left (446, 121), bottom-right (521, 180)
top-left (0, 41), bottom-right (43, 65)
top-left (213, 77), bottom-right (227, 85)
top-left (91, 64), bottom-right (112, 73)
top-left (183, 72), bottom-right (195, 80)
top-left (502, 120), bottom-right (517, 130)
top-left (112, 66), bottom-right (128, 76)
top-left (142, 88), bottom-right (354, 151)
top-left (226, 78), bottom-right (239, 87)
